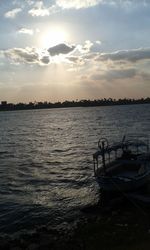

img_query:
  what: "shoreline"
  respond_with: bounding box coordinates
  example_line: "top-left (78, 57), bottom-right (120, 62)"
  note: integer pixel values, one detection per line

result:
top-left (0, 100), bottom-right (150, 113)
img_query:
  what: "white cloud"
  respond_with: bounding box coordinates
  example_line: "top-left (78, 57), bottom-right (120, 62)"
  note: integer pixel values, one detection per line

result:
top-left (28, 1), bottom-right (49, 16)
top-left (15, 0), bottom-right (150, 19)
top-left (56, 0), bottom-right (103, 9)
top-left (96, 40), bottom-right (102, 45)
top-left (4, 8), bottom-right (22, 18)
top-left (25, 0), bottom-right (34, 5)
top-left (55, 0), bottom-right (150, 10)
top-left (77, 40), bottom-right (93, 54)
top-left (28, 1), bottom-right (60, 17)
top-left (18, 28), bottom-right (34, 35)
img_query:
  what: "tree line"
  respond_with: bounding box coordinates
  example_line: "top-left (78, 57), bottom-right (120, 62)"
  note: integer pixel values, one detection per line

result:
top-left (0, 97), bottom-right (150, 111)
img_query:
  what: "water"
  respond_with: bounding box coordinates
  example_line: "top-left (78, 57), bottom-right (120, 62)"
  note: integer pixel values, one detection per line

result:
top-left (0, 104), bottom-right (150, 235)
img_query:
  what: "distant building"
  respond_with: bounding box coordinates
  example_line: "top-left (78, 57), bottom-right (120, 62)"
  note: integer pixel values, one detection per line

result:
top-left (1, 101), bottom-right (7, 106)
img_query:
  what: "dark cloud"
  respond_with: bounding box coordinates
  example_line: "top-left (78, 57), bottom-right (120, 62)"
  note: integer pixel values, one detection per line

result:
top-left (48, 43), bottom-right (75, 56)
top-left (67, 56), bottom-right (79, 63)
top-left (40, 55), bottom-right (50, 64)
top-left (91, 68), bottom-right (136, 81)
top-left (83, 52), bottom-right (98, 60)
top-left (67, 56), bottom-right (84, 65)
top-left (4, 47), bottom-right (50, 65)
top-left (97, 48), bottom-right (150, 63)
top-left (4, 47), bottom-right (39, 63)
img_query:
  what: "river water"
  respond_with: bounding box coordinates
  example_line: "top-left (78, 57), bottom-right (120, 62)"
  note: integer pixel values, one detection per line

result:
top-left (0, 104), bottom-right (150, 235)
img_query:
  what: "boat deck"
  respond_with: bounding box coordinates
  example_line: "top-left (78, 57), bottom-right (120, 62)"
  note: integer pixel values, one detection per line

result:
top-left (96, 159), bottom-right (143, 178)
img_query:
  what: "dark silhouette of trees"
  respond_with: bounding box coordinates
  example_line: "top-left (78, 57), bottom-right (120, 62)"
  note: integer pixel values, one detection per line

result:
top-left (0, 97), bottom-right (150, 111)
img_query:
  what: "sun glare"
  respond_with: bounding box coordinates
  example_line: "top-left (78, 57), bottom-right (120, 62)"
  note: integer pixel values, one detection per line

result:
top-left (40, 27), bottom-right (69, 48)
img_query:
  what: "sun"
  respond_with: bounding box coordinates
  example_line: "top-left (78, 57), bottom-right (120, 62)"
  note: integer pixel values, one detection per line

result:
top-left (40, 26), bottom-right (69, 48)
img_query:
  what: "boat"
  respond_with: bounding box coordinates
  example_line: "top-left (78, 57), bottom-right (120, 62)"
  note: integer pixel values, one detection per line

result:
top-left (93, 135), bottom-right (150, 192)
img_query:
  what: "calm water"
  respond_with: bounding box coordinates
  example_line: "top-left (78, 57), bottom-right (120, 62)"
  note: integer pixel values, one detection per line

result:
top-left (0, 104), bottom-right (150, 235)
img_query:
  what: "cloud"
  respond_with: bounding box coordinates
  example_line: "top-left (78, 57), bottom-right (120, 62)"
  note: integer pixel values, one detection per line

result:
top-left (96, 40), bottom-right (102, 45)
top-left (40, 55), bottom-right (50, 64)
top-left (8, 0), bottom-right (150, 20)
top-left (28, 1), bottom-right (60, 16)
top-left (48, 43), bottom-right (76, 56)
top-left (83, 52), bottom-right (98, 60)
top-left (3, 47), bottom-right (51, 65)
top-left (96, 48), bottom-right (150, 63)
top-left (3, 42), bottom-right (150, 72)
top-left (18, 28), bottom-right (34, 35)
top-left (25, 0), bottom-right (34, 5)
top-left (28, 1), bottom-right (49, 16)
top-left (4, 8), bottom-right (22, 18)
top-left (77, 40), bottom-right (93, 54)
top-left (66, 56), bottom-right (84, 65)
top-left (2, 47), bottom-right (59, 65)
top-left (56, 0), bottom-right (103, 9)
top-left (55, 0), bottom-right (150, 10)
top-left (1, 43), bottom-right (76, 66)
top-left (91, 68), bottom-right (136, 81)
top-left (4, 47), bottom-right (40, 64)
top-left (66, 56), bottom-right (80, 63)
top-left (9, 0), bottom-right (149, 20)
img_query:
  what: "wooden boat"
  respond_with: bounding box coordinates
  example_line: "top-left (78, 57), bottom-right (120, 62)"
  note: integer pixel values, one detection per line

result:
top-left (93, 135), bottom-right (150, 192)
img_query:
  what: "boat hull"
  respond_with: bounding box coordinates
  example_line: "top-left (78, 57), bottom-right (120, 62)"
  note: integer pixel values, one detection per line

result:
top-left (96, 173), bottom-right (150, 192)
top-left (93, 135), bottom-right (150, 192)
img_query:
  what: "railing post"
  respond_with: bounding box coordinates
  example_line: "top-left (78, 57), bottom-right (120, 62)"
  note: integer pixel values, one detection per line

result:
top-left (102, 141), bottom-right (106, 173)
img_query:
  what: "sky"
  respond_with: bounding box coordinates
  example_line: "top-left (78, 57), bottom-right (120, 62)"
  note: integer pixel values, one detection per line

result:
top-left (0, 0), bottom-right (150, 103)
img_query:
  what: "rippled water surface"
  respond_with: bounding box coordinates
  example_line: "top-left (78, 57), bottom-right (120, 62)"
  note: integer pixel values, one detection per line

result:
top-left (0, 104), bottom-right (150, 234)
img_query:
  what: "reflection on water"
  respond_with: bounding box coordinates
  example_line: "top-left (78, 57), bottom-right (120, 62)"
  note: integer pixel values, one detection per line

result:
top-left (0, 104), bottom-right (150, 234)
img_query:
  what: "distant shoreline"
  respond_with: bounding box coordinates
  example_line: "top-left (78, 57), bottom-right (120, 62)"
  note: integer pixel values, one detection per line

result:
top-left (0, 98), bottom-right (150, 112)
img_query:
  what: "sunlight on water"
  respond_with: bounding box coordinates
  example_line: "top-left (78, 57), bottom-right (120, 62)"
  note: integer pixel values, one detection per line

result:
top-left (0, 104), bottom-right (150, 234)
